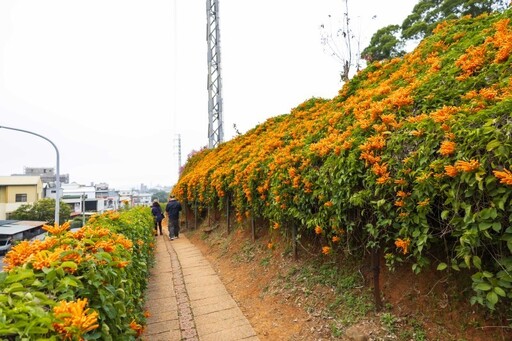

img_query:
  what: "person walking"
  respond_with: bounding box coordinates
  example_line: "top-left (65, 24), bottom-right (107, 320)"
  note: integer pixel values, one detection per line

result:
top-left (151, 200), bottom-right (164, 236)
top-left (165, 195), bottom-right (182, 240)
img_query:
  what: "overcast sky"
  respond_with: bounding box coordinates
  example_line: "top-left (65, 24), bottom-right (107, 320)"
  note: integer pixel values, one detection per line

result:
top-left (0, 0), bottom-right (417, 190)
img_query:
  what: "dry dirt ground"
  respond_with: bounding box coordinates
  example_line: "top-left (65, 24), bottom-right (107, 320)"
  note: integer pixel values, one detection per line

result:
top-left (183, 220), bottom-right (512, 341)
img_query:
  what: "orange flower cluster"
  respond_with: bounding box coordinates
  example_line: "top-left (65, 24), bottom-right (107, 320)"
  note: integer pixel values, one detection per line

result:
top-left (455, 44), bottom-right (487, 80)
top-left (322, 246), bottom-right (331, 255)
top-left (53, 298), bottom-right (99, 340)
top-left (493, 169), bottom-right (512, 186)
top-left (43, 221), bottom-right (71, 235)
top-left (444, 165), bottom-right (459, 177)
top-left (129, 320), bottom-right (144, 337)
top-left (417, 198), bottom-right (430, 207)
top-left (315, 226), bottom-right (323, 235)
top-left (439, 140), bottom-right (456, 156)
top-left (455, 159), bottom-right (480, 172)
top-left (430, 106), bottom-right (458, 123)
top-left (395, 238), bottom-right (411, 255)
top-left (3, 240), bottom-right (40, 271)
top-left (489, 18), bottom-right (511, 63)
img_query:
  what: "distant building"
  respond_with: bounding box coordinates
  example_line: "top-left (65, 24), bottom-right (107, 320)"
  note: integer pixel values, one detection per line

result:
top-left (58, 182), bottom-right (119, 216)
top-left (134, 192), bottom-right (152, 206)
top-left (13, 167), bottom-right (69, 186)
top-left (0, 176), bottom-right (43, 220)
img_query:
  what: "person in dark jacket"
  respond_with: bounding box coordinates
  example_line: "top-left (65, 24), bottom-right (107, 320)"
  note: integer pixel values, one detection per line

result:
top-left (165, 195), bottom-right (182, 240)
top-left (151, 200), bottom-right (164, 236)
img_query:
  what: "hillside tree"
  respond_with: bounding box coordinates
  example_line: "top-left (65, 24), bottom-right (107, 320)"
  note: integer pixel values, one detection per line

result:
top-left (363, 0), bottom-right (509, 61)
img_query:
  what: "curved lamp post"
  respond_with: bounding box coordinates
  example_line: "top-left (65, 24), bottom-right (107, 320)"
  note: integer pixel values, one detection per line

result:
top-left (0, 125), bottom-right (61, 225)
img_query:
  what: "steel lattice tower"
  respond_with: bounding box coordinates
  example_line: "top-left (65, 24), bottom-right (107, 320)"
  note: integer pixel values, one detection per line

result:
top-left (206, 0), bottom-right (223, 148)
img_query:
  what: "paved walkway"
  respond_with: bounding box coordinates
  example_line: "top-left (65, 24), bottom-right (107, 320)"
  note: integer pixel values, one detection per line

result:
top-left (142, 232), bottom-right (259, 341)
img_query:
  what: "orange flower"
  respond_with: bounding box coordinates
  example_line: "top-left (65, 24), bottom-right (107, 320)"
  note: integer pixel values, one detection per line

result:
top-left (129, 320), bottom-right (144, 337)
top-left (32, 249), bottom-right (61, 270)
top-left (116, 260), bottom-right (130, 268)
top-left (53, 298), bottom-right (99, 339)
top-left (394, 178), bottom-right (407, 186)
top-left (395, 238), bottom-right (411, 255)
top-left (439, 140), bottom-right (456, 156)
top-left (417, 198), bottom-right (430, 207)
top-left (372, 162), bottom-right (388, 176)
top-left (396, 191), bottom-right (410, 198)
top-left (315, 226), bottom-right (323, 235)
top-left (321, 246), bottom-right (331, 255)
top-left (455, 159), bottom-right (480, 172)
top-left (267, 242), bottom-right (273, 249)
top-left (332, 236), bottom-right (341, 243)
top-left (324, 201), bottom-right (333, 207)
top-left (43, 221), bottom-right (71, 235)
top-left (144, 310), bottom-right (151, 318)
top-left (493, 169), bottom-right (512, 186)
top-left (272, 222), bottom-right (280, 230)
top-left (3, 240), bottom-right (36, 271)
top-left (394, 200), bottom-right (405, 207)
top-left (376, 173), bottom-right (391, 184)
top-left (410, 129), bottom-right (424, 137)
top-left (430, 106), bottom-right (458, 123)
top-left (444, 165), bottom-right (458, 177)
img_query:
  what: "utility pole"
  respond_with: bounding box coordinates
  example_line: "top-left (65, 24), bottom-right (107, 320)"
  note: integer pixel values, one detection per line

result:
top-left (174, 134), bottom-right (182, 175)
top-left (206, 0), bottom-right (223, 148)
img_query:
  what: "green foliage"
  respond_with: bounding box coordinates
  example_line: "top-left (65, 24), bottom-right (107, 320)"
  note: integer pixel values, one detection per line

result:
top-left (362, 25), bottom-right (405, 62)
top-left (9, 198), bottom-right (72, 225)
top-left (175, 10), bottom-right (512, 314)
top-left (0, 207), bottom-right (155, 340)
top-left (364, 0), bottom-right (509, 61)
top-left (401, 0), bottom-right (508, 40)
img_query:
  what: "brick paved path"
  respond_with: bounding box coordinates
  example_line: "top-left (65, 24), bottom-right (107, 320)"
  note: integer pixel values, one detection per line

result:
top-left (142, 233), bottom-right (259, 341)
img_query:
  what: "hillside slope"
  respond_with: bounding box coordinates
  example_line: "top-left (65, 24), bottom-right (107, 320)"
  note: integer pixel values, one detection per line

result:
top-left (175, 9), bottom-right (512, 316)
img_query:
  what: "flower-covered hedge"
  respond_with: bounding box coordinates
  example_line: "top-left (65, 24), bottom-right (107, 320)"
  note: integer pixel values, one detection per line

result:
top-left (175, 10), bottom-right (512, 311)
top-left (0, 207), bottom-right (155, 340)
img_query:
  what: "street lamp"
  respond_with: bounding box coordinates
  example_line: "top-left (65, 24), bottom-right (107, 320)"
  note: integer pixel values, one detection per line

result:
top-left (0, 125), bottom-right (61, 225)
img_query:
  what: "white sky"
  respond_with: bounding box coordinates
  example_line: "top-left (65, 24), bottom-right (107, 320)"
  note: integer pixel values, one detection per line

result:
top-left (0, 0), bottom-right (417, 190)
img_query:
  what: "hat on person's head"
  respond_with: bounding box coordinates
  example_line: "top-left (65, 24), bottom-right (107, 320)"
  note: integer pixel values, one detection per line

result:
top-left (153, 199), bottom-right (159, 203)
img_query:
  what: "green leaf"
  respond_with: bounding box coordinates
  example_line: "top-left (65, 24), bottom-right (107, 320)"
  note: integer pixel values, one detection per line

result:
top-left (60, 261), bottom-right (78, 271)
top-left (437, 262), bottom-right (448, 271)
top-left (493, 287), bottom-right (506, 297)
top-left (478, 222), bottom-right (492, 231)
top-left (492, 222), bottom-right (502, 232)
top-left (486, 139), bottom-right (501, 151)
top-left (472, 256), bottom-right (482, 270)
top-left (475, 283), bottom-right (492, 291)
top-left (486, 291), bottom-right (498, 306)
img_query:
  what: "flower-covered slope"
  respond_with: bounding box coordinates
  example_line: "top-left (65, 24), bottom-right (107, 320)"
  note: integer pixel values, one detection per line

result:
top-left (175, 11), bottom-right (512, 310)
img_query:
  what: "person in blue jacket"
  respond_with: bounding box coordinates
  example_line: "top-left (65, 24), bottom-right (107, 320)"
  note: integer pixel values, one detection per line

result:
top-left (151, 200), bottom-right (164, 236)
top-left (165, 195), bottom-right (182, 240)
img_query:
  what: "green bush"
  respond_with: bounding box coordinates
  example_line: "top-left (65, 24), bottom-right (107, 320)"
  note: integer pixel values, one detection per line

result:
top-left (0, 207), bottom-right (155, 340)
